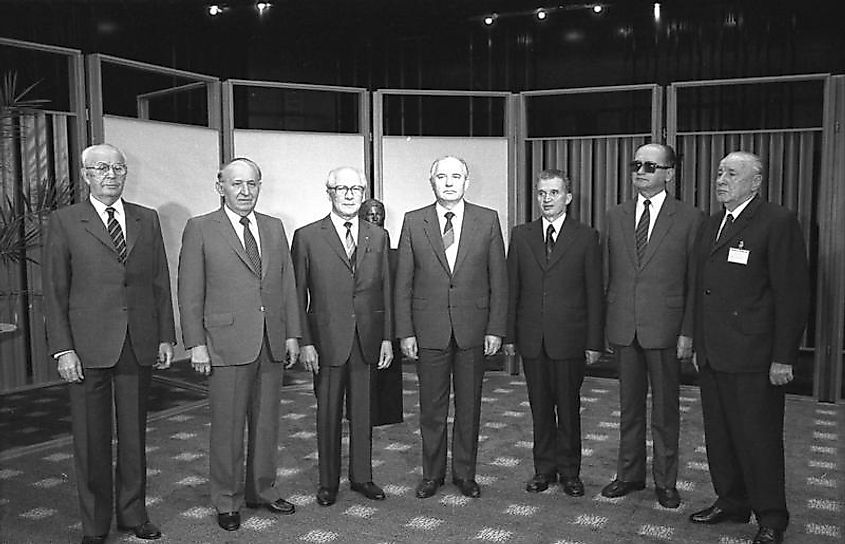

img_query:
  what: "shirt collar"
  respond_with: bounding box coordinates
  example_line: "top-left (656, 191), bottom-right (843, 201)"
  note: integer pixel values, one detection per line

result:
top-left (436, 199), bottom-right (465, 219)
top-left (329, 212), bottom-right (358, 230)
top-left (637, 189), bottom-right (666, 208)
top-left (223, 204), bottom-right (257, 227)
top-left (89, 195), bottom-right (124, 217)
top-left (725, 194), bottom-right (755, 219)
top-left (541, 213), bottom-right (566, 235)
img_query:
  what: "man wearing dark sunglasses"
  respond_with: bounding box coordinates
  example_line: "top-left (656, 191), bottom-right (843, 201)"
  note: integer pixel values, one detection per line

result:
top-left (601, 143), bottom-right (703, 509)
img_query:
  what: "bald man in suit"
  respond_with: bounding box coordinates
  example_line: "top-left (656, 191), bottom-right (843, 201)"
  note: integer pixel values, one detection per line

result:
top-left (601, 143), bottom-right (702, 509)
top-left (178, 158), bottom-right (300, 532)
top-left (292, 167), bottom-right (393, 507)
top-left (689, 151), bottom-right (809, 544)
top-left (395, 155), bottom-right (508, 500)
top-left (45, 143), bottom-right (175, 544)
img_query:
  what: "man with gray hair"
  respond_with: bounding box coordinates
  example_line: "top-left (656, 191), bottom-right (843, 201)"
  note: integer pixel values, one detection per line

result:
top-left (689, 151), bottom-right (809, 544)
top-left (395, 155), bottom-right (508, 499)
top-left (291, 167), bottom-right (393, 507)
top-left (45, 143), bottom-right (175, 543)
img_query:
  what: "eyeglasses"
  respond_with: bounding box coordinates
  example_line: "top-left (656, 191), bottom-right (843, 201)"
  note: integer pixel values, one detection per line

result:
top-left (630, 160), bottom-right (671, 174)
top-left (329, 185), bottom-right (365, 196)
top-left (84, 162), bottom-right (128, 176)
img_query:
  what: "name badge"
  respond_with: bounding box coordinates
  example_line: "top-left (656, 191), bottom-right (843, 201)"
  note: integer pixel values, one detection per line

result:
top-left (727, 246), bottom-right (749, 265)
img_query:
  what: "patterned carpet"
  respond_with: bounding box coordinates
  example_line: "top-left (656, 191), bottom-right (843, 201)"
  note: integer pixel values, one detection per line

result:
top-left (0, 368), bottom-right (842, 544)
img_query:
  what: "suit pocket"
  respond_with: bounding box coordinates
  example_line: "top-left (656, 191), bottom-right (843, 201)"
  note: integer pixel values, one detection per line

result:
top-left (204, 313), bottom-right (234, 328)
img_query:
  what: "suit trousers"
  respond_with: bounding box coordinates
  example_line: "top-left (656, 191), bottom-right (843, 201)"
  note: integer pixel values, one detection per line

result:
top-left (208, 338), bottom-right (283, 513)
top-left (615, 339), bottom-right (680, 488)
top-left (522, 352), bottom-right (585, 478)
top-left (316, 335), bottom-right (374, 488)
top-left (70, 333), bottom-right (151, 537)
top-left (698, 364), bottom-right (789, 529)
top-left (417, 338), bottom-right (485, 481)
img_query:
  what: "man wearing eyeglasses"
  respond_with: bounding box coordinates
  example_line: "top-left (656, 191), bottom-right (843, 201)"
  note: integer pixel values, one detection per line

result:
top-left (44, 144), bottom-right (176, 544)
top-left (394, 156), bottom-right (508, 499)
top-left (178, 157), bottom-right (301, 531)
top-left (291, 167), bottom-right (393, 507)
top-left (601, 143), bottom-right (703, 509)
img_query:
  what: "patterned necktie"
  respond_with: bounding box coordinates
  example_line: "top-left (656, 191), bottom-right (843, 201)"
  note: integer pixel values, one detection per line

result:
top-left (442, 211), bottom-right (455, 250)
top-left (635, 199), bottom-right (651, 263)
top-left (545, 224), bottom-right (556, 261)
top-left (344, 221), bottom-right (357, 269)
top-left (714, 213), bottom-right (734, 248)
top-left (240, 216), bottom-right (261, 275)
top-left (105, 207), bottom-right (127, 263)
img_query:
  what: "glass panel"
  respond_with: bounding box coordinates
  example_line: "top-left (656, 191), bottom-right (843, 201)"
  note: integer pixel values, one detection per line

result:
top-left (676, 80), bottom-right (824, 132)
top-left (232, 86), bottom-right (359, 133)
top-left (383, 95), bottom-right (505, 137)
top-left (526, 90), bottom-right (652, 138)
top-left (0, 45), bottom-right (72, 113)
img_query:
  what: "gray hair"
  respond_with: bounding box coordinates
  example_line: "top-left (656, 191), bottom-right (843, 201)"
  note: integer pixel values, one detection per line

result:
top-left (429, 156), bottom-right (469, 179)
top-left (218, 157), bottom-right (262, 183)
top-left (81, 143), bottom-right (126, 165)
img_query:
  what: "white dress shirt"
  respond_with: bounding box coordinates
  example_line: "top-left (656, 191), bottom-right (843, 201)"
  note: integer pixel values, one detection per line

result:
top-left (223, 205), bottom-right (261, 256)
top-left (89, 195), bottom-right (126, 234)
top-left (717, 194), bottom-right (755, 240)
top-left (541, 213), bottom-right (566, 243)
top-left (635, 189), bottom-right (667, 241)
top-left (329, 212), bottom-right (359, 251)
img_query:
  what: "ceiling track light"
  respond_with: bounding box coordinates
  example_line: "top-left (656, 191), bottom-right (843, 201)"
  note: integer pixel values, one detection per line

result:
top-left (207, 4), bottom-right (225, 16)
top-left (653, 2), bottom-right (661, 22)
top-left (536, 8), bottom-right (548, 21)
top-left (483, 14), bottom-right (498, 26)
top-left (256, 2), bottom-right (272, 15)
top-left (592, 4), bottom-right (604, 14)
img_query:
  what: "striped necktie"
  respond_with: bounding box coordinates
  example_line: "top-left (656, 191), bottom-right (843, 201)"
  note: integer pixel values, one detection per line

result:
top-left (105, 207), bottom-right (127, 263)
top-left (635, 199), bottom-right (651, 263)
top-left (442, 212), bottom-right (455, 250)
top-left (240, 216), bottom-right (261, 275)
top-left (344, 221), bottom-right (357, 270)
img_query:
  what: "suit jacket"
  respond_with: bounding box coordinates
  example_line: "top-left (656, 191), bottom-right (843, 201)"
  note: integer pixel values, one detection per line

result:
top-left (291, 216), bottom-right (393, 366)
top-left (506, 216), bottom-right (603, 360)
top-left (693, 195), bottom-right (809, 372)
top-left (394, 201), bottom-right (507, 350)
top-left (604, 196), bottom-right (702, 349)
top-left (44, 200), bottom-right (176, 368)
top-left (177, 207), bottom-right (300, 365)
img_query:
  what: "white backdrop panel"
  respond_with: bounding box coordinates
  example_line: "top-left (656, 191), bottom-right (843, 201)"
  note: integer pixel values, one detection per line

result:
top-left (381, 137), bottom-right (509, 247)
top-left (104, 115), bottom-right (221, 359)
top-left (233, 130), bottom-right (366, 233)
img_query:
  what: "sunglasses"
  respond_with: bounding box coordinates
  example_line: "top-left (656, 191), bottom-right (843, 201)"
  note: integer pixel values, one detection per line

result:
top-left (630, 160), bottom-right (672, 174)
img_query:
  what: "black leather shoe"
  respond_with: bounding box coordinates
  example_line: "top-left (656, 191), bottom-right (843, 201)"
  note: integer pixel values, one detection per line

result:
top-left (752, 526), bottom-right (784, 544)
top-left (415, 478), bottom-right (444, 499)
top-left (217, 512), bottom-right (240, 531)
top-left (117, 521), bottom-right (161, 540)
top-left (246, 498), bottom-right (295, 514)
top-left (656, 487), bottom-right (681, 508)
top-left (316, 487), bottom-right (338, 506)
top-left (561, 476), bottom-right (585, 497)
top-left (689, 504), bottom-right (751, 524)
top-left (525, 473), bottom-right (557, 493)
top-left (601, 479), bottom-right (646, 498)
top-left (80, 536), bottom-right (106, 544)
top-left (351, 481), bottom-right (386, 500)
top-left (452, 478), bottom-right (481, 498)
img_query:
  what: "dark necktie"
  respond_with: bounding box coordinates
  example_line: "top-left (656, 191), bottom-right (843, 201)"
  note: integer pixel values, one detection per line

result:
top-left (442, 211), bottom-right (455, 250)
top-left (105, 207), bottom-right (126, 263)
top-left (714, 213), bottom-right (734, 248)
top-left (240, 216), bottom-right (261, 275)
top-left (635, 199), bottom-right (651, 263)
top-left (344, 221), bottom-right (357, 271)
top-left (545, 224), bottom-right (556, 261)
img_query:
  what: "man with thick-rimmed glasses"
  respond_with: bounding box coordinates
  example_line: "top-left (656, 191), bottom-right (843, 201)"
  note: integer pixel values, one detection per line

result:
top-left (45, 143), bottom-right (176, 544)
top-left (291, 167), bottom-right (393, 507)
top-left (600, 143), bottom-right (703, 509)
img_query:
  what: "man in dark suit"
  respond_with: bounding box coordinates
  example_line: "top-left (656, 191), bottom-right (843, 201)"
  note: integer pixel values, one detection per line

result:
top-left (395, 155), bottom-right (508, 499)
top-left (178, 157), bottom-right (301, 532)
top-left (291, 167), bottom-right (393, 507)
top-left (359, 198), bottom-right (404, 427)
top-left (601, 143), bottom-right (702, 509)
top-left (45, 143), bottom-right (175, 544)
top-left (503, 169), bottom-right (603, 497)
top-left (689, 151), bottom-right (809, 544)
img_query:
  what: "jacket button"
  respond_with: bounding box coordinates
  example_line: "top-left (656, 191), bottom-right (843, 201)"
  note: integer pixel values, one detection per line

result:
top-left (259, 306), bottom-right (265, 312)
top-left (704, 289), bottom-right (711, 295)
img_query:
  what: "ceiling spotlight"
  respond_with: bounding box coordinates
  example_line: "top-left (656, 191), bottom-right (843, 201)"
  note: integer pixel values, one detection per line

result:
top-left (256, 2), bottom-right (271, 14)
top-left (653, 2), bottom-right (661, 22)
top-left (592, 4), bottom-right (604, 14)
top-left (536, 8), bottom-right (548, 21)
top-left (208, 4), bottom-right (223, 16)
top-left (483, 14), bottom-right (497, 26)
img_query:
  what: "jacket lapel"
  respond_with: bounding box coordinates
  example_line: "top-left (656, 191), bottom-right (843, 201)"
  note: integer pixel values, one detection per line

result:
top-left (453, 203), bottom-right (478, 274)
top-left (213, 207), bottom-right (259, 276)
top-left (320, 215), bottom-right (354, 272)
top-left (546, 215), bottom-right (576, 270)
top-left (422, 205), bottom-right (451, 275)
top-left (80, 201), bottom-right (118, 256)
top-left (639, 197), bottom-right (676, 269)
top-left (620, 199), bottom-right (638, 267)
top-left (711, 195), bottom-right (761, 254)
top-left (123, 202), bottom-right (140, 258)
top-left (526, 220), bottom-right (547, 269)
top-left (256, 213), bottom-right (275, 280)
top-left (356, 219), bottom-right (373, 273)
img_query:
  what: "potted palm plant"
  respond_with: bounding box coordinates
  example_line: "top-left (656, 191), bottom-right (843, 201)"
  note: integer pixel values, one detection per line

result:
top-left (0, 72), bottom-right (73, 335)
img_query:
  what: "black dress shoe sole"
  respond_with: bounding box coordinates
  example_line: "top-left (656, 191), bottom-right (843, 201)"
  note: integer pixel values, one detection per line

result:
top-left (415, 479), bottom-right (444, 498)
top-left (601, 481), bottom-right (646, 498)
top-left (690, 512), bottom-right (751, 524)
top-left (526, 482), bottom-right (550, 493)
top-left (117, 524), bottom-right (161, 540)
